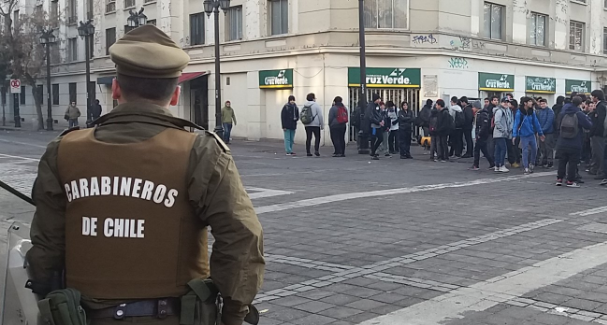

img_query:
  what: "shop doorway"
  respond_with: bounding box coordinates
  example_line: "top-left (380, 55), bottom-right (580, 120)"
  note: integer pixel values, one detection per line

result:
top-left (348, 87), bottom-right (420, 141)
top-left (190, 75), bottom-right (209, 130)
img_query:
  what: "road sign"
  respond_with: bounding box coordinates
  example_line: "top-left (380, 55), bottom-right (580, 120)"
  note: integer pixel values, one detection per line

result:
top-left (10, 79), bottom-right (21, 94)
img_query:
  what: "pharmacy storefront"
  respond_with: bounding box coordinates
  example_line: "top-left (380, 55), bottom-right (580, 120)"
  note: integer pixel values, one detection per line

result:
top-left (565, 79), bottom-right (592, 96)
top-left (347, 67), bottom-right (421, 140)
top-left (525, 76), bottom-right (556, 102)
top-left (478, 72), bottom-right (515, 99)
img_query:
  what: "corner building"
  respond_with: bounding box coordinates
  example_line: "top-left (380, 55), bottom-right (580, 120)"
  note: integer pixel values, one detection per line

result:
top-left (9, 0), bottom-right (607, 143)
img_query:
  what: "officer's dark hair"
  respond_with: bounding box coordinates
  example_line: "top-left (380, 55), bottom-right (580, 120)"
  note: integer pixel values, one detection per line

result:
top-left (591, 90), bottom-right (605, 100)
top-left (436, 99), bottom-right (445, 108)
top-left (116, 73), bottom-right (179, 102)
top-left (306, 93), bottom-right (316, 101)
top-left (334, 96), bottom-right (342, 103)
top-left (572, 96), bottom-right (583, 107)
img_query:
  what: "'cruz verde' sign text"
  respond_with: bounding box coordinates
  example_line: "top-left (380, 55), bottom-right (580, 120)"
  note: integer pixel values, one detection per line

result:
top-left (526, 76), bottom-right (556, 94)
top-left (259, 69), bottom-right (293, 89)
top-left (348, 68), bottom-right (421, 88)
top-left (565, 79), bottom-right (591, 95)
top-left (478, 73), bottom-right (514, 92)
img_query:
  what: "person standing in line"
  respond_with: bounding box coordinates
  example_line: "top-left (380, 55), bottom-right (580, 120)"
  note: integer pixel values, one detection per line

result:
top-left (367, 98), bottom-right (385, 160)
top-left (428, 105), bottom-right (439, 161)
top-left (513, 97), bottom-right (545, 175)
top-left (91, 99), bottom-right (102, 120)
top-left (470, 100), bottom-right (495, 170)
top-left (493, 97), bottom-right (513, 172)
top-left (582, 100), bottom-right (594, 165)
top-left (418, 99), bottom-right (432, 137)
top-left (398, 101), bottom-right (413, 159)
top-left (281, 95), bottom-right (299, 156)
top-left (536, 98), bottom-right (555, 168)
top-left (221, 100), bottom-right (237, 144)
top-left (506, 99), bottom-right (521, 169)
top-left (65, 101), bottom-right (81, 128)
top-left (590, 90), bottom-right (607, 180)
top-left (386, 101), bottom-right (400, 155)
top-left (378, 102), bottom-right (391, 157)
top-left (460, 96), bottom-right (474, 158)
top-left (301, 93), bottom-right (324, 157)
top-left (556, 96), bottom-right (593, 187)
top-left (487, 96), bottom-right (499, 160)
top-left (328, 96), bottom-right (348, 157)
top-left (448, 96), bottom-right (464, 158)
top-left (436, 99), bottom-right (453, 162)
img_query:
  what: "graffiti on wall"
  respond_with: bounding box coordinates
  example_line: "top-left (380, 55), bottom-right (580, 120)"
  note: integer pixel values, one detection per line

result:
top-left (412, 34), bottom-right (438, 45)
top-left (448, 57), bottom-right (469, 69)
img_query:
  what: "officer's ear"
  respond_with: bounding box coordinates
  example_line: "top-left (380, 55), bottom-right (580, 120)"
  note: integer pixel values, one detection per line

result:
top-left (169, 85), bottom-right (181, 107)
top-left (111, 79), bottom-right (122, 102)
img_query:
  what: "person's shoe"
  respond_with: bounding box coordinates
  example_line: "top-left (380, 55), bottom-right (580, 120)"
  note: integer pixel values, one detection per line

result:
top-left (291, 152), bottom-right (297, 156)
top-left (372, 156), bottom-right (380, 160)
top-left (440, 160), bottom-right (447, 163)
top-left (469, 166), bottom-right (480, 171)
top-left (286, 153), bottom-right (292, 156)
top-left (400, 155), bottom-right (408, 159)
top-left (547, 162), bottom-right (553, 168)
top-left (600, 179), bottom-right (607, 186)
top-left (406, 155), bottom-right (414, 159)
top-left (529, 164), bottom-right (535, 172)
top-left (385, 153), bottom-right (391, 157)
top-left (556, 178), bottom-right (563, 186)
top-left (567, 181), bottom-right (581, 188)
top-left (588, 170), bottom-right (597, 175)
top-left (494, 166), bottom-right (500, 172)
top-left (307, 153), bottom-right (313, 157)
top-left (433, 159), bottom-right (438, 162)
top-left (500, 166), bottom-right (510, 173)
top-left (332, 154), bottom-right (338, 157)
top-left (461, 154), bottom-right (473, 159)
top-left (315, 152), bottom-right (320, 157)
top-left (512, 162), bottom-right (521, 168)
top-left (488, 165), bottom-right (496, 170)
top-left (524, 168), bottom-right (531, 175)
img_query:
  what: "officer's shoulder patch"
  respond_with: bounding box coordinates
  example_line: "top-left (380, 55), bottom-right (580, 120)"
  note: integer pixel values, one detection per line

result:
top-left (59, 126), bottom-right (82, 137)
top-left (205, 130), bottom-right (230, 152)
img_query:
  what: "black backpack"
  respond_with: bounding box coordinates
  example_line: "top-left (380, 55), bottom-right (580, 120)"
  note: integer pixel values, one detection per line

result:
top-left (455, 110), bottom-right (465, 129)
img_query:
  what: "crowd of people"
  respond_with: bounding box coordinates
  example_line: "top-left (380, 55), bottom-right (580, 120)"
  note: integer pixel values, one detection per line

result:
top-left (278, 90), bottom-right (607, 188)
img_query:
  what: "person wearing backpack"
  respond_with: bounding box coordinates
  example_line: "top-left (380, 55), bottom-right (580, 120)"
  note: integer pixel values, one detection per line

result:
top-left (470, 101), bottom-right (495, 170)
top-left (428, 106), bottom-right (439, 161)
top-left (398, 101), bottom-right (414, 159)
top-left (281, 95), bottom-right (300, 155)
top-left (460, 96), bottom-right (474, 158)
top-left (418, 99), bottom-right (433, 136)
top-left (493, 97), bottom-right (514, 172)
top-left (301, 93), bottom-right (324, 156)
top-left (448, 96), bottom-right (464, 158)
top-left (513, 97), bottom-right (545, 175)
top-left (555, 96), bottom-right (593, 187)
top-left (536, 98), bottom-right (555, 168)
top-left (590, 90), bottom-right (607, 182)
top-left (328, 96), bottom-right (348, 157)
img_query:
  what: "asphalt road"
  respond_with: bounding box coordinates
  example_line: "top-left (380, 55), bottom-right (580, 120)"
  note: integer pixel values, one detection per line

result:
top-left (2, 129), bottom-right (607, 325)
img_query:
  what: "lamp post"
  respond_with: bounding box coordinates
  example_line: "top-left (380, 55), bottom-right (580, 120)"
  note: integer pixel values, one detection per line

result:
top-left (357, 0), bottom-right (369, 154)
top-left (39, 28), bottom-right (57, 131)
top-left (78, 20), bottom-right (95, 126)
top-left (127, 7), bottom-right (147, 29)
top-left (204, 0), bottom-right (230, 139)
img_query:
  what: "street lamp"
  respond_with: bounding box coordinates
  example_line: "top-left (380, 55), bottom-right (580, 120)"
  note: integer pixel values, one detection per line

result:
top-left (204, 0), bottom-right (230, 139)
top-left (357, 0), bottom-right (369, 154)
top-left (127, 7), bottom-right (147, 29)
top-left (39, 28), bottom-right (57, 131)
top-left (78, 20), bottom-right (95, 126)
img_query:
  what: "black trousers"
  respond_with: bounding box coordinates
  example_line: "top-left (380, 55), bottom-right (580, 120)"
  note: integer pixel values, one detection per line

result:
top-left (473, 137), bottom-right (495, 168)
top-left (388, 130), bottom-right (399, 153)
top-left (305, 126), bottom-right (321, 154)
top-left (507, 137), bottom-right (520, 165)
top-left (399, 128), bottom-right (412, 156)
top-left (557, 147), bottom-right (581, 182)
top-left (449, 129), bottom-right (463, 157)
top-left (463, 129), bottom-right (473, 156)
top-left (438, 134), bottom-right (449, 160)
top-left (371, 128), bottom-right (383, 155)
top-left (330, 125), bottom-right (347, 155)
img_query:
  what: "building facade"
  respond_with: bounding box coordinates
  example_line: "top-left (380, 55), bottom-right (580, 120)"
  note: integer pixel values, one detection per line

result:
top-left (7, 0), bottom-right (607, 143)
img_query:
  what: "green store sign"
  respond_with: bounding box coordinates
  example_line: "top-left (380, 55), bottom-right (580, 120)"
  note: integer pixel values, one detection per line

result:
top-left (259, 69), bottom-right (293, 89)
top-left (526, 76), bottom-right (556, 94)
top-left (348, 68), bottom-right (421, 88)
top-left (478, 73), bottom-right (514, 91)
top-left (565, 79), bottom-right (591, 95)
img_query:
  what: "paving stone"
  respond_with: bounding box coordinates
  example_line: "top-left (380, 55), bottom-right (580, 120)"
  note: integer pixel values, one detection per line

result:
top-left (273, 296), bottom-right (314, 307)
top-left (318, 306), bottom-right (363, 319)
top-left (344, 298), bottom-right (387, 311)
top-left (564, 298), bottom-right (604, 311)
top-left (319, 293), bottom-right (362, 306)
top-left (291, 314), bottom-right (337, 325)
top-left (292, 301), bottom-right (335, 313)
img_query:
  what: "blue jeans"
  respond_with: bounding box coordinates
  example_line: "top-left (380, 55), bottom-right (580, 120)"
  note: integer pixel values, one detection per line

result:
top-left (223, 123), bottom-right (232, 143)
top-left (68, 119), bottom-right (78, 128)
top-left (494, 138), bottom-right (507, 167)
top-left (521, 135), bottom-right (537, 169)
top-left (284, 129), bottom-right (296, 154)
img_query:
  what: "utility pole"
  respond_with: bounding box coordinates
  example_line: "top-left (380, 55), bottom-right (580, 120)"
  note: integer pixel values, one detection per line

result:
top-left (357, 0), bottom-right (369, 154)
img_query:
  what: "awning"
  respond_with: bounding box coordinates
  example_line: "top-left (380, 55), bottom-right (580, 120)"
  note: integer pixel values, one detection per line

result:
top-left (97, 76), bottom-right (115, 85)
top-left (179, 72), bottom-right (208, 84)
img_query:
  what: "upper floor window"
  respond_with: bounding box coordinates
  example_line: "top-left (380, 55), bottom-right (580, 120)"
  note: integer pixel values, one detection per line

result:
top-left (106, 0), bottom-right (116, 13)
top-left (270, 0), bottom-right (288, 35)
top-left (364, 0), bottom-right (408, 29)
top-left (106, 28), bottom-right (116, 55)
top-left (528, 13), bottom-right (547, 46)
top-left (603, 28), bottom-right (607, 54)
top-left (227, 6), bottom-right (243, 41)
top-left (569, 21), bottom-right (584, 51)
top-left (190, 12), bottom-right (205, 45)
top-left (483, 2), bottom-right (504, 40)
top-left (125, 0), bottom-right (135, 8)
top-left (68, 38), bottom-right (78, 62)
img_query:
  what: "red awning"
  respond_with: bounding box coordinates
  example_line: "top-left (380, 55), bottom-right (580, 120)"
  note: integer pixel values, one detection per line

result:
top-left (178, 72), bottom-right (208, 84)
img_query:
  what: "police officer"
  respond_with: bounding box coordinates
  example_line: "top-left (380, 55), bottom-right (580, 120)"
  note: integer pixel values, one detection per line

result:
top-left (26, 25), bottom-right (265, 325)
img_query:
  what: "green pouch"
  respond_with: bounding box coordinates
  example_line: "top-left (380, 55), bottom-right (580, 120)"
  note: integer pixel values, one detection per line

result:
top-left (38, 288), bottom-right (86, 325)
top-left (180, 279), bottom-right (219, 325)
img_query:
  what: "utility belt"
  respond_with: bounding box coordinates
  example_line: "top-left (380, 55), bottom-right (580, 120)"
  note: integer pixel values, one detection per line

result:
top-left (37, 279), bottom-right (258, 325)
